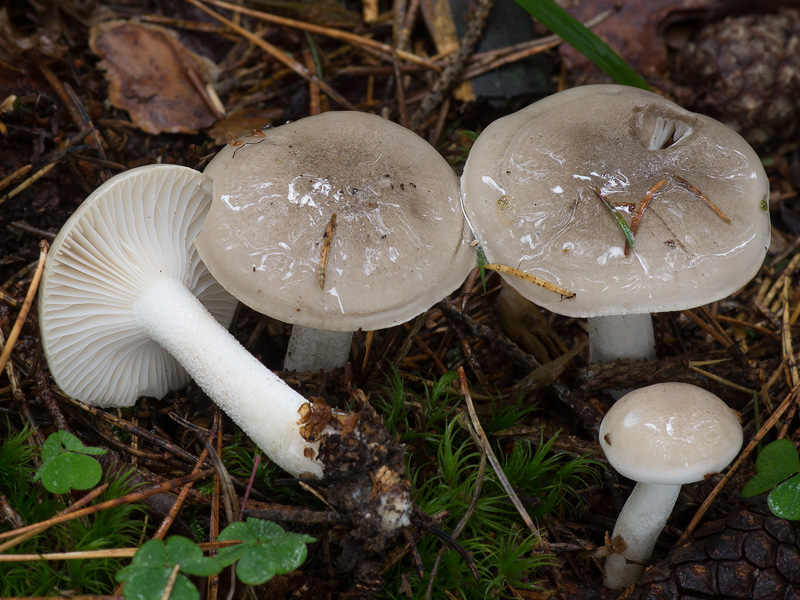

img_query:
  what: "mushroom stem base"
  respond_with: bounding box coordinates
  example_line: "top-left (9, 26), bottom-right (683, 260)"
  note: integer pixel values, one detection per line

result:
top-left (603, 482), bottom-right (681, 590)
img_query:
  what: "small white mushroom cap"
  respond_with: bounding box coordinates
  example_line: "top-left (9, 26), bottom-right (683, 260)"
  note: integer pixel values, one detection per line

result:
top-left (39, 164), bottom-right (237, 406)
top-left (598, 382), bottom-right (743, 589)
top-left (599, 382), bottom-right (743, 484)
top-left (461, 84), bottom-right (770, 318)
top-left (196, 111), bottom-right (475, 332)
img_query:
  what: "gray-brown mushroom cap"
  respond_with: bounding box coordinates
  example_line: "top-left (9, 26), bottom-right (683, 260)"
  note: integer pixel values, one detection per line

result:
top-left (461, 84), bottom-right (770, 318)
top-left (196, 111), bottom-right (475, 331)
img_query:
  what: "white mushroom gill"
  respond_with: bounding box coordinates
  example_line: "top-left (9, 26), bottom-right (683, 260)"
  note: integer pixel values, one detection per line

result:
top-left (39, 165), bottom-right (325, 478)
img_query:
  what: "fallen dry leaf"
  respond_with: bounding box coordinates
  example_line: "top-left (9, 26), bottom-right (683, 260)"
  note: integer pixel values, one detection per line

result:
top-left (555, 0), bottom-right (712, 82)
top-left (90, 19), bottom-right (219, 134)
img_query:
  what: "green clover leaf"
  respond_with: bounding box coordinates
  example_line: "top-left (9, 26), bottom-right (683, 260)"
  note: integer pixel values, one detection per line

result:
top-left (34, 431), bottom-right (106, 494)
top-left (217, 518), bottom-right (315, 585)
top-left (742, 439), bottom-right (800, 497)
top-left (117, 537), bottom-right (221, 600)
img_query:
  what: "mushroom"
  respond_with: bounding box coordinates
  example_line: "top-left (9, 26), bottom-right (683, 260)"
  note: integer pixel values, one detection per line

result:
top-left (196, 111), bottom-right (475, 372)
top-left (39, 164), bottom-right (329, 478)
top-left (460, 84), bottom-right (770, 364)
top-left (598, 382), bottom-right (743, 590)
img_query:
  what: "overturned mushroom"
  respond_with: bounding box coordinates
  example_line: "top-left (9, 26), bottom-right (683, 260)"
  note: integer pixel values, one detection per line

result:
top-left (461, 85), bottom-right (770, 364)
top-left (38, 164), bottom-right (412, 534)
top-left (197, 111), bottom-right (475, 371)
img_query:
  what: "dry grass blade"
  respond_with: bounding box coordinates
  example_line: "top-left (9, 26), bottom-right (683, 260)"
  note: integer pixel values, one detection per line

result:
top-left (457, 367), bottom-right (539, 538)
top-left (0, 540), bottom-right (240, 563)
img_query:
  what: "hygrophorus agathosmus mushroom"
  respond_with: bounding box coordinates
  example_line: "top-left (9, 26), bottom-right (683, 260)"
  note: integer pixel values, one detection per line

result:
top-left (598, 382), bottom-right (743, 589)
top-left (461, 85), bottom-right (770, 364)
top-left (197, 111), bottom-right (475, 372)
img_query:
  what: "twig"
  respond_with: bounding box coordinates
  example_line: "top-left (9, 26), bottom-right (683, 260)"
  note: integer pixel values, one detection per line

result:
top-left (0, 469), bottom-right (214, 542)
top-left (197, 0), bottom-right (438, 70)
top-left (411, 0), bottom-right (496, 129)
top-left (626, 179), bottom-right (666, 255)
top-left (184, 0), bottom-right (356, 110)
top-left (483, 263), bottom-right (575, 299)
top-left (669, 173), bottom-right (731, 223)
top-left (65, 396), bottom-right (205, 466)
top-left (152, 413), bottom-right (220, 541)
top-left (0, 484), bottom-right (109, 554)
top-left (686, 366), bottom-right (755, 394)
top-left (424, 416), bottom-right (487, 599)
top-left (0, 539), bottom-right (240, 563)
top-left (0, 241), bottom-right (48, 375)
top-left (679, 381), bottom-right (800, 542)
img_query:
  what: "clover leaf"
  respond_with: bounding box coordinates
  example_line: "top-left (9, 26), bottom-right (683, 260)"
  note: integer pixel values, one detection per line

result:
top-left (742, 438), bottom-right (800, 520)
top-left (34, 431), bottom-right (106, 494)
top-left (116, 537), bottom-right (222, 600)
top-left (217, 518), bottom-right (315, 585)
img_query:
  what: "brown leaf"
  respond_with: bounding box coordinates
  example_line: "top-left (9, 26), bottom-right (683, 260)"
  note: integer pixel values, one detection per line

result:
top-left (556, 0), bottom-right (712, 82)
top-left (89, 20), bottom-right (219, 134)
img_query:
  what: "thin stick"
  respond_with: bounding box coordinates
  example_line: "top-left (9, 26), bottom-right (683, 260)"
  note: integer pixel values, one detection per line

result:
top-left (679, 381), bottom-right (800, 542)
top-left (197, 0), bottom-right (438, 70)
top-left (410, 0), bottom-right (496, 129)
top-left (483, 263), bottom-right (575, 299)
top-left (0, 539), bottom-right (240, 563)
top-left (318, 213), bottom-right (337, 290)
top-left (152, 414), bottom-right (219, 540)
top-left (687, 366), bottom-right (755, 394)
top-left (626, 179), bottom-right (666, 256)
top-left (184, 0), bottom-right (356, 110)
top-left (669, 173), bottom-right (731, 223)
top-left (0, 484), bottom-right (109, 554)
top-left (0, 469), bottom-right (214, 542)
top-left (0, 241), bottom-right (48, 374)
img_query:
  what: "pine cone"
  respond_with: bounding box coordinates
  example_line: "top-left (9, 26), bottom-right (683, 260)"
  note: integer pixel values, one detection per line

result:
top-left (676, 8), bottom-right (800, 153)
top-left (618, 508), bottom-right (800, 599)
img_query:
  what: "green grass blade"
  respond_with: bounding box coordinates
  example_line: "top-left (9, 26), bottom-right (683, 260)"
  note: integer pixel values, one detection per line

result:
top-left (514, 0), bottom-right (650, 90)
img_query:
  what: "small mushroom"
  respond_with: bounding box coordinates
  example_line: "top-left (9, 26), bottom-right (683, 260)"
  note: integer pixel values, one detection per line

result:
top-left (196, 111), bottom-right (475, 372)
top-left (598, 383), bottom-right (743, 590)
top-left (461, 85), bottom-right (770, 364)
top-left (40, 165), bottom-right (329, 478)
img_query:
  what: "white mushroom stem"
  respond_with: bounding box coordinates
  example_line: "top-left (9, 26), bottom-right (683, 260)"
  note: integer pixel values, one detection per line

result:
top-left (587, 314), bottom-right (656, 364)
top-left (134, 278), bottom-right (323, 478)
top-left (604, 482), bottom-right (681, 590)
top-left (284, 326), bottom-right (353, 372)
